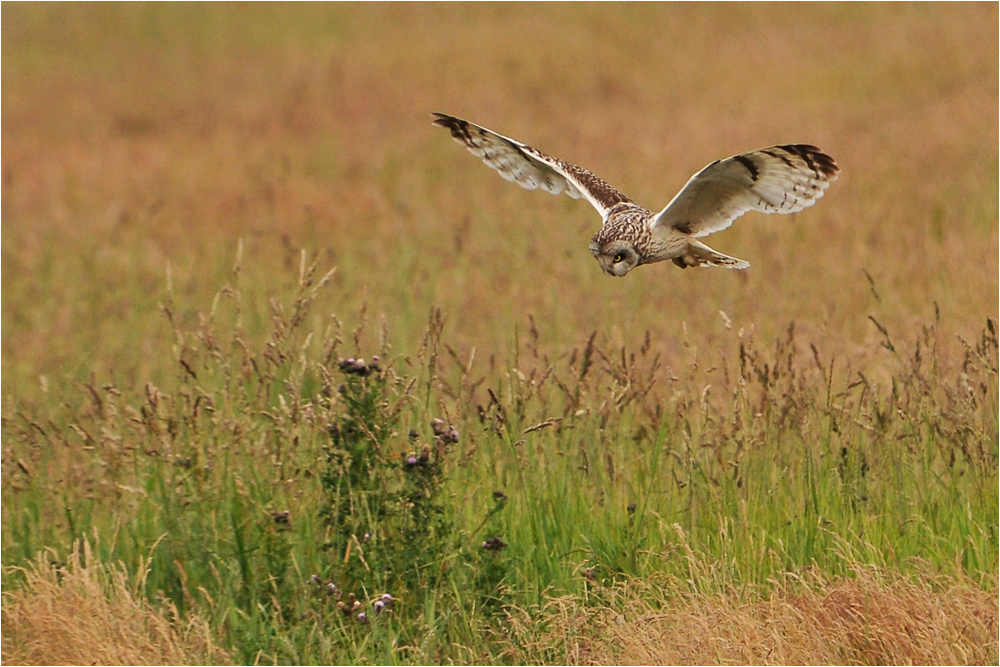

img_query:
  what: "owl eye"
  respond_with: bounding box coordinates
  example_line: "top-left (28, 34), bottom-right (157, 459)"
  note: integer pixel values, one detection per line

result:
top-left (613, 253), bottom-right (625, 263)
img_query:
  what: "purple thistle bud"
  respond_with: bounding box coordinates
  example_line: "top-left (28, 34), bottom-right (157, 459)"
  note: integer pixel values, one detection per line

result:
top-left (311, 574), bottom-right (322, 585)
top-left (327, 582), bottom-right (337, 595)
top-left (431, 418), bottom-right (446, 436)
top-left (381, 593), bottom-right (393, 602)
top-left (356, 611), bottom-right (368, 624)
top-left (374, 600), bottom-right (385, 612)
top-left (407, 455), bottom-right (418, 466)
top-left (363, 533), bottom-right (371, 542)
top-left (445, 426), bottom-right (459, 443)
top-left (482, 536), bottom-right (508, 551)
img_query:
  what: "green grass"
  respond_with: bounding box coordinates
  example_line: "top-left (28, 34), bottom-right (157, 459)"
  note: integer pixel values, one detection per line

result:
top-left (3, 252), bottom-right (996, 663)
top-left (2, 4), bottom-right (998, 664)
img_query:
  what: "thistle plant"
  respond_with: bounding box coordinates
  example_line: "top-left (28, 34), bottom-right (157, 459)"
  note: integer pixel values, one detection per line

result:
top-left (320, 357), bottom-right (457, 610)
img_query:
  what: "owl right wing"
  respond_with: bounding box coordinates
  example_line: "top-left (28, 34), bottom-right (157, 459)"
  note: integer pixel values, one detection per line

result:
top-left (650, 144), bottom-right (840, 238)
top-left (432, 113), bottom-right (632, 220)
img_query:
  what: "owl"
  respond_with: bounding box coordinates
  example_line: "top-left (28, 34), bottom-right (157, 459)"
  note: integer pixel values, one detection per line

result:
top-left (432, 113), bottom-right (839, 277)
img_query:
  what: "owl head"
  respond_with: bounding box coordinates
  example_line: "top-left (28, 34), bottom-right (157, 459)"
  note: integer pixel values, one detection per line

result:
top-left (589, 239), bottom-right (639, 277)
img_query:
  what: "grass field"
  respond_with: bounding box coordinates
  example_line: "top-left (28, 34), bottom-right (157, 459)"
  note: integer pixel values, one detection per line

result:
top-left (2, 4), bottom-right (998, 664)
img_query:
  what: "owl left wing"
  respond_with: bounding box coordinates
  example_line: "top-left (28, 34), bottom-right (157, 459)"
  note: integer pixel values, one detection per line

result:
top-left (650, 145), bottom-right (840, 237)
top-left (432, 113), bottom-right (632, 220)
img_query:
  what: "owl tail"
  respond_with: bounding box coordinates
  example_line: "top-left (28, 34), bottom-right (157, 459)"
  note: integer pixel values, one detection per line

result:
top-left (673, 240), bottom-right (750, 270)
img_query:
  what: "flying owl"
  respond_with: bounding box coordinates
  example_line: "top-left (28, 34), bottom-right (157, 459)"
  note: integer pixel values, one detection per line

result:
top-left (432, 113), bottom-right (839, 277)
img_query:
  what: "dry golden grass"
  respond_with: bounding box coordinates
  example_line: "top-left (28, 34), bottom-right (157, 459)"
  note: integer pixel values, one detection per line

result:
top-left (1, 541), bottom-right (229, 666)
top-left (2, 4), bottom-right (997, 397)
top-left (509, 569), bottom-right (999, 665)
top-left (1, 5), bottom-right (997, 665)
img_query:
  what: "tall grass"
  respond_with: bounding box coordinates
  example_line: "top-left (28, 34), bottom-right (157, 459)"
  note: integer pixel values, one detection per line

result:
top-left (3, 3), bottom-right (998, 664)
top-left (3, 247), bottom-right (996, 663)
top-left (1, 540), bottom-right (228, 665)
top-left (506, 568), bottom-right (998, 665)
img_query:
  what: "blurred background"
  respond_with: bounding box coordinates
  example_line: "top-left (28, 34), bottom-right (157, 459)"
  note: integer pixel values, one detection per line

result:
top-left (3, 3), bottom-right (997, 396)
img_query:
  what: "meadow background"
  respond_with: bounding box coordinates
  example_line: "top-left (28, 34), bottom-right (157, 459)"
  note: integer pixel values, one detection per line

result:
top-left (2, 4), bottom-right (997, 664)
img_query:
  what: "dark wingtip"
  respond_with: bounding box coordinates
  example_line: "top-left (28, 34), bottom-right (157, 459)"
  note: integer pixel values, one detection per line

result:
top-left (431, 112), bottom-right (456, 127)
top-left (779, 144), bottom-right (841, 179)
top-left (431, 113), bottom-right (475, 145)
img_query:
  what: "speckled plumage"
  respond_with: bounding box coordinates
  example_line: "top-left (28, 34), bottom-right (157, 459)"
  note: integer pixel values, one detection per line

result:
top-left (432, 113), bottom-right (840, 277)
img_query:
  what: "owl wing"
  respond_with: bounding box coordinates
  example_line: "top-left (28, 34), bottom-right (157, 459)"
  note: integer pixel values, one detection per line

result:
top-left (432, 113), bottom-right (632, 220)
top-left (650, 145), bottom-right (840, 238)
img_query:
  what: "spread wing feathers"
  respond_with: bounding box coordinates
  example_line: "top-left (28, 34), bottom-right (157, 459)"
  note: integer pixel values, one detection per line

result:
top-left (432, 113), bottom-right (632, 219)
top-left (651, 145), bottom-right (840, 238)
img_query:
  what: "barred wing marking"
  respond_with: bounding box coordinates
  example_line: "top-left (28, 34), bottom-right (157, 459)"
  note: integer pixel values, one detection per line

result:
top-left (432, 113), bottom-right (631, 220)
top-left (651, 145), bottom-right (840, 238)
